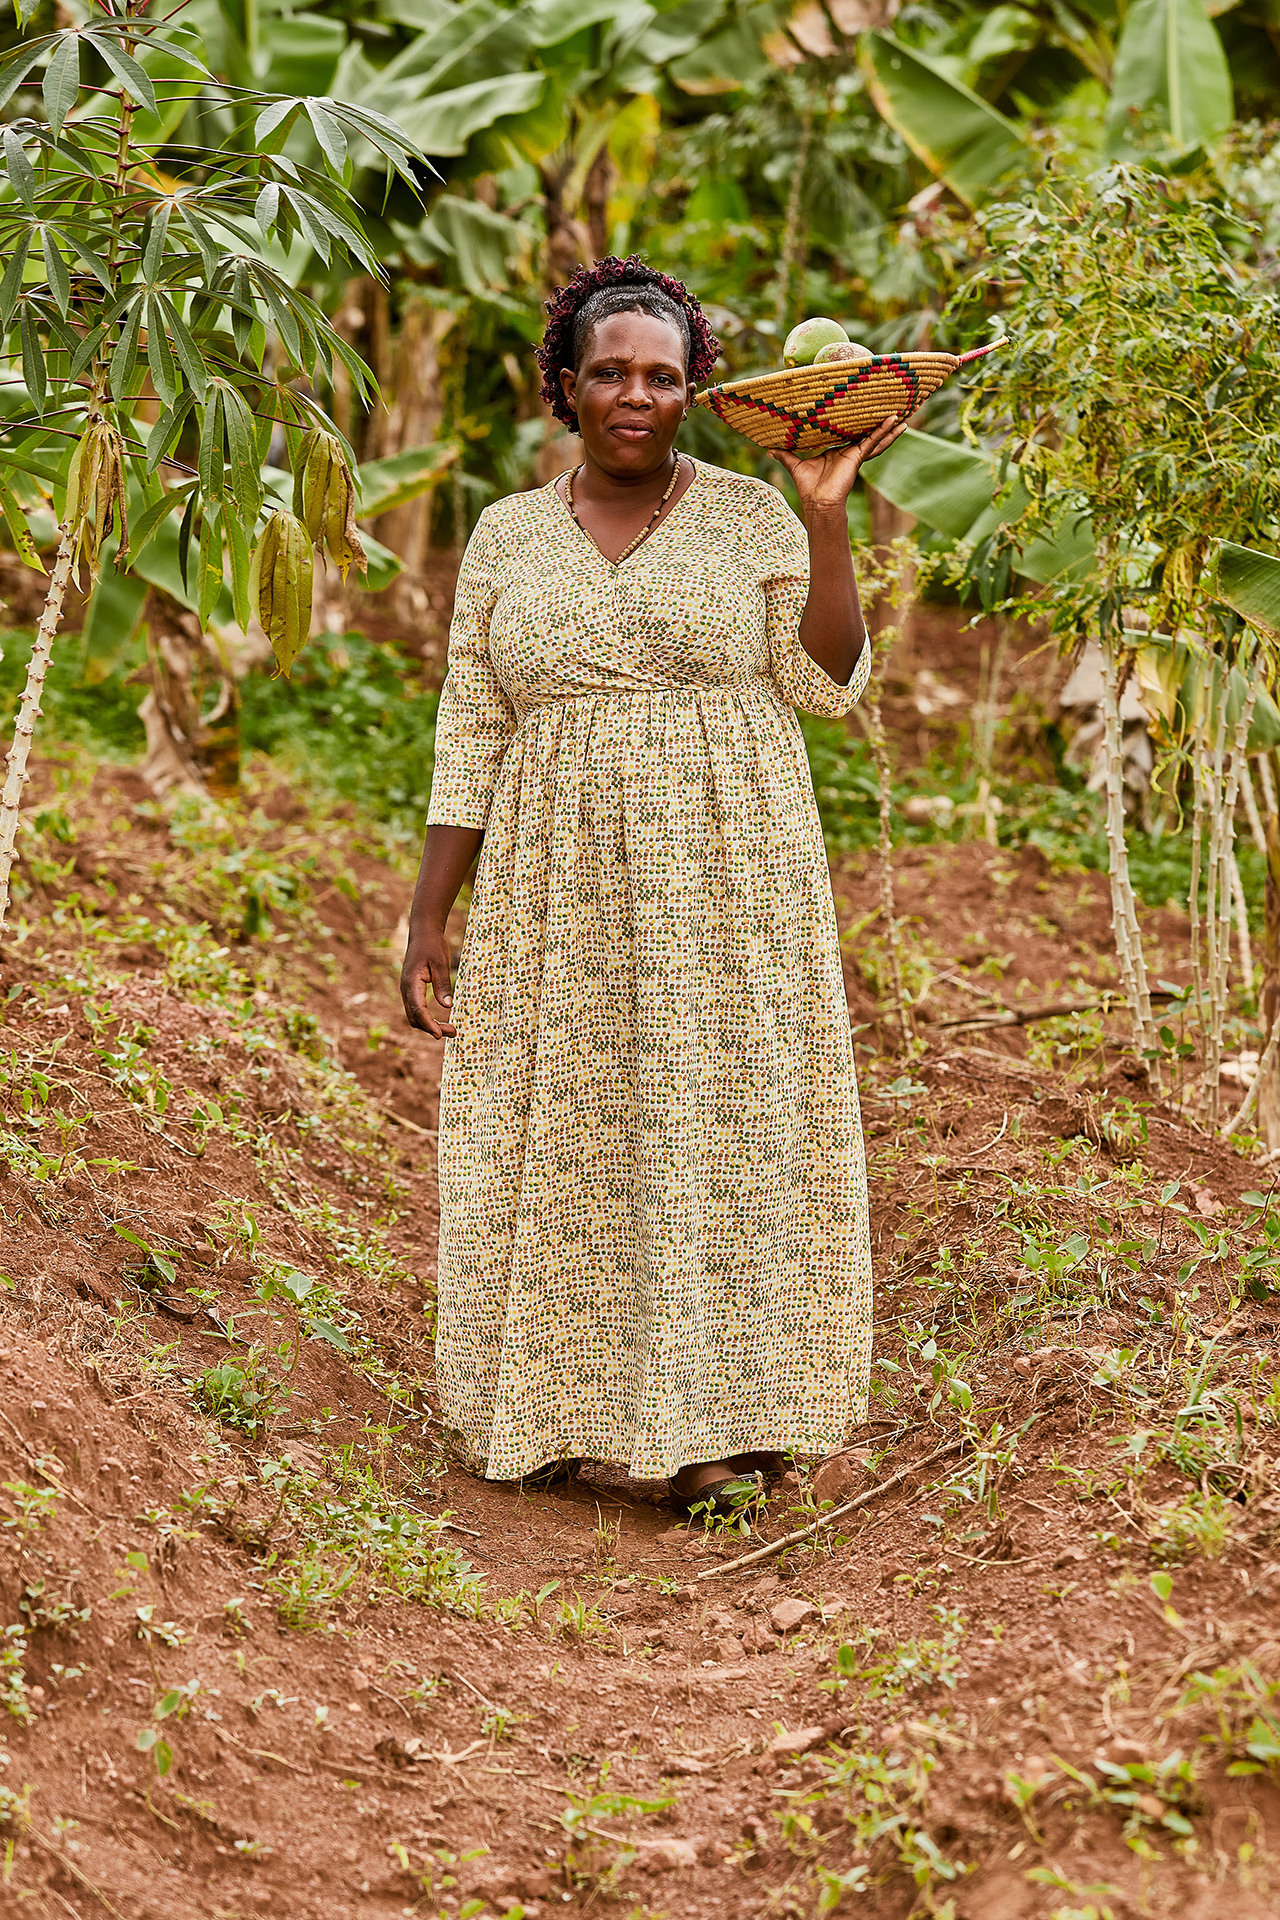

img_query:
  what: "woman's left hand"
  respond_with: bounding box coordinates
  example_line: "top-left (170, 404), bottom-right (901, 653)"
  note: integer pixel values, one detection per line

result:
top-left (776, 411), bottom-right (913, 517)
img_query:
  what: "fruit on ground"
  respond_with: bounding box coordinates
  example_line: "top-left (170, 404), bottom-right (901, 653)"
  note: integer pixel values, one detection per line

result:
top-left (783, 317), bottom-right (849, 366)
top-left (814, 341), bottom-right (875, 365)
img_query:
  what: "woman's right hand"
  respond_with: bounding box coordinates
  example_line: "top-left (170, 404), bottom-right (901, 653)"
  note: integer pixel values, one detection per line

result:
top-left (400, 824), bottom-right (485, 1040)
top-left (400, 920), bottom-right (456, 1038)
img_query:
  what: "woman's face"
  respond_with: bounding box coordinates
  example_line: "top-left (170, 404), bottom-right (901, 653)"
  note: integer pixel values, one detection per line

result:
top-left (560, 311), bottom-right (689, 477)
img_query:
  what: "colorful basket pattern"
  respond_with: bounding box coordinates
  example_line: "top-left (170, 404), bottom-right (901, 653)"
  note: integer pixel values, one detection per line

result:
top-left (693, 343), bottom-right (1003, 457)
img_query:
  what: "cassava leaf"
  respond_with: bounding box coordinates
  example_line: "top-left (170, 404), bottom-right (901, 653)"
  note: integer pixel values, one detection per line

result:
top-left (144, 388), bottom-right (197, 471)
top-left (41, 227), bottom-right (69, 318)
top-left (158, 292), bottom-right (208, 401)
top-left (41, 32), bottom-right (80, 140)
top-left (19, 305), bottom-right (46, 414)
top-left (0, 43), bottom-right (46, 117)
top-left (304, 98), bottom-right (347, 174)
top-left (145, 292), bottom-right (177, 407)
top-left (0, 473), bottom-right (45, 573)
top-left (0, 232), bottom-right (31, 328)
top-left (2, 126), bottom-right (36, 211)
top-left (87, 30), bottom-right (158, 115)
top-left (107, 298), bottom-right (142, 402)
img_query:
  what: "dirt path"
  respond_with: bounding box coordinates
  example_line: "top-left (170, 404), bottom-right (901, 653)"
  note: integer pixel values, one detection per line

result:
top-left (0, 769), bottom-right (1277, 1919)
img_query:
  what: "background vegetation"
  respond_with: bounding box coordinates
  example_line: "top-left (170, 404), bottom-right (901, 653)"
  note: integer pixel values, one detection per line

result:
top-left (4, 0), bottom-right (1280, 1129)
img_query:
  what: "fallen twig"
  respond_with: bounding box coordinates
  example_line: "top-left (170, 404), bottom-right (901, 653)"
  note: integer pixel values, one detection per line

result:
top-left (0, 1407), bottom-right (93, 1513)
top-left (696, 1391), bottom-right (1078, 1583)
top-left (216, 1726), bottom-right (310, 1776)
top-left (959, 1111), bottom-right (1006, 1159)
top-left (448, 1668), bottom-right (500, 1716)
top-left (694, 1435), bottom-right (967, 1582)
top-left (935, 987), bottom-right (1177, 1032)
top-left (378, 1102), bottom-right (437, 1139)
top-left (27, 1833), bottom-right (127, 1918)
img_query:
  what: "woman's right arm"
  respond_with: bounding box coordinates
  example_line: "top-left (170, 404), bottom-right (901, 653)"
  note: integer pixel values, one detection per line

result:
top-left (400, 512), bottom-right (514, 1039)
top-left (400, 824), bottom-right (485, 1037)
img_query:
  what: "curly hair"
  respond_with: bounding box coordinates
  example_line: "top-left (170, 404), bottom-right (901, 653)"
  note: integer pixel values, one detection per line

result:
top-left (536, 255), bottom-right (721, 432)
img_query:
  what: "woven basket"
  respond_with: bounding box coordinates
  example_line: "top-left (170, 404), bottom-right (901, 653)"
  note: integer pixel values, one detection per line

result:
top-left (693, 342), bottom-right (1003, 457)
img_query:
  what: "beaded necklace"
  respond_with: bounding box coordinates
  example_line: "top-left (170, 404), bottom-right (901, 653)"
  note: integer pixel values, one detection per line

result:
top-left (565, 452), bottom-right (685, 566)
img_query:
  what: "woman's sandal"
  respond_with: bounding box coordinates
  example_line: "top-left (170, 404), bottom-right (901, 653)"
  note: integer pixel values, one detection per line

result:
top-left (671, 1469), bottom-right (763, 1519)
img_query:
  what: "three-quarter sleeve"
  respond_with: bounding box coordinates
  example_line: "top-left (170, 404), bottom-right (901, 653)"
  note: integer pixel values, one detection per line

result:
top-left (753, 484), bottom-right (871, 717)
top-left (426, 514), bottom-right (517, 829)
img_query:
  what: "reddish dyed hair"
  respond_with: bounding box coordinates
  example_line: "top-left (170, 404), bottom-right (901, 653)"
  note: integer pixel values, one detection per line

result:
top-left (536, 255), bottom-right (721, 431)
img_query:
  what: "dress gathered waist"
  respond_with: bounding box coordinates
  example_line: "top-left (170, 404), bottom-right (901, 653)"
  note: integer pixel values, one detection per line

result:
top-left (514, 674), bottom-right (772, 721)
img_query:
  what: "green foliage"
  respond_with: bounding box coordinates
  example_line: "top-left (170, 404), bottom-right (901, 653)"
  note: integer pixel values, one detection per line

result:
top-left (195, 1351), bottom-right (285, 1435)
top-left (0, 0), bottom-right (425, 661)
top-left (956, 161), bottom-right (1280, 645)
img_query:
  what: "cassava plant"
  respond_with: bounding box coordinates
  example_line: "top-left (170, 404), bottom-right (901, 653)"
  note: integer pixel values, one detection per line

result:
top-left (954, 160), bottom-right (1280, 1101)
top-left (0, 0), bottom-right (428, 936)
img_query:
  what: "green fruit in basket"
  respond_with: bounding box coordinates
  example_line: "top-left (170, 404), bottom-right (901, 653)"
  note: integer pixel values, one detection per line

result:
top-left (783, 317), bottom-right (849, 367)
top-left (813, 340), bottom-right (874, 365)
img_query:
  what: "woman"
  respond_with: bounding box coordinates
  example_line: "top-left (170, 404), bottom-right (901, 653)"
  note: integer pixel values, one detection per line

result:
top-left (400, 257), bottom-right (908, 1512)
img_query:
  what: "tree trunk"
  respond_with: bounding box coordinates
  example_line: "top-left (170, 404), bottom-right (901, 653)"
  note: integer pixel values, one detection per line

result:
top-left (0, 521), bottom-right (78, 939)
top-left (583, 144), bottom-right (615, 262)
top-left (540, 159), bottom-right (591, 290)
top-left (136, 589), bottom-right (240, 800)
top-left (374, 299), bottom-right (456, 624)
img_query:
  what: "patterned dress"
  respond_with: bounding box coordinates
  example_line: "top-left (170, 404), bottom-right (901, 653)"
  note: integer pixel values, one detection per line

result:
top-left (426, 459), bottom-right (872, 1481)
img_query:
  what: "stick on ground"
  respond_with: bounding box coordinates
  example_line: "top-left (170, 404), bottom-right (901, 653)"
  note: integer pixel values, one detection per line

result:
top-left (694, 1435), bottom-right (967, 1583)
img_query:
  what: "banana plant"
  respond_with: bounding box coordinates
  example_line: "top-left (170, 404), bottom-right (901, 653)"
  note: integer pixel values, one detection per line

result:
top-left (862, 0), bottom-right (1243, 204)
top-left (0, 0), bottom-right (429, 937)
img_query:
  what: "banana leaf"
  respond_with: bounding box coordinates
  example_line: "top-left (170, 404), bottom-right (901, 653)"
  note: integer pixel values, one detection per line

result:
top-left (418, 194), bottom-right (529, 294)
top-left (385, 72), bottom-right (546, 154)
top-left (670, 2), bottom-right (776, 94)
top-left (861, 32), bottom-right (1031, 207)
top-left (863, 428), bottom-right (1095, 585)
top-left (356, 443), bottom-right (458, 519)
top-left (1216, 540), bottom-right (1280, 639)
top-left (1105, 0), bottom-right (1232, 157)
top-left (863, 428), bottom-right (996, 543)
top-left (1132, 629), bottom-right (1280, 752)
top-left (258, 12), bottom-right (346, 96)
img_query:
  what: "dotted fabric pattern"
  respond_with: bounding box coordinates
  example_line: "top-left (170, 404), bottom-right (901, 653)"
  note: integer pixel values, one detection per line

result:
top-left (426, 460), bottom-right (873, 1482)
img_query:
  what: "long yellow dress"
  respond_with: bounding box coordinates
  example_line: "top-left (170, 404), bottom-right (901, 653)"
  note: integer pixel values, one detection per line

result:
top-left (426, 459), bottom-right (872, 1481)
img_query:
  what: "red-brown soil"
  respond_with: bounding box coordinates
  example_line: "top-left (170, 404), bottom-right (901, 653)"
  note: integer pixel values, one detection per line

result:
top-left (0, 762), bottom-right (1277, 1920)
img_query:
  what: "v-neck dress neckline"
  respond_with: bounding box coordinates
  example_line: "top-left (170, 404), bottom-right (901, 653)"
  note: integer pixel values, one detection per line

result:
top-left (551, 456), bottom-right (701, 570)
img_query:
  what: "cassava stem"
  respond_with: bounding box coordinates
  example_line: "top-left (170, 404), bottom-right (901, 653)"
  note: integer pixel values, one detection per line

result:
top-left (0, 520), bottom-right (79, 941)
top-left (1098, 631), bottom-right (1161, 1085)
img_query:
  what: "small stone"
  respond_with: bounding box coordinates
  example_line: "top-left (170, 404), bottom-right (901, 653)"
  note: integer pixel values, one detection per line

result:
top-left (515, 1869), bottom-right (554, 1900)
top-left (737, 1618), bottom-right (773, 1655)
top-left (704, 1608), bottom-right (737, 1633)
top-left (767, 1723), bottom-right (828, 1757)
top-left (650, 1838), bottom-right (698, 1870)
top-left (713, 1635), bottom-right (743, 1663)
top-left (812, 1451), bottom-right (871, 1507)
top-left (770, 1597), bottom-right (815, 1634)
top-left (350, 1670), bottom-right (371, 1690)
